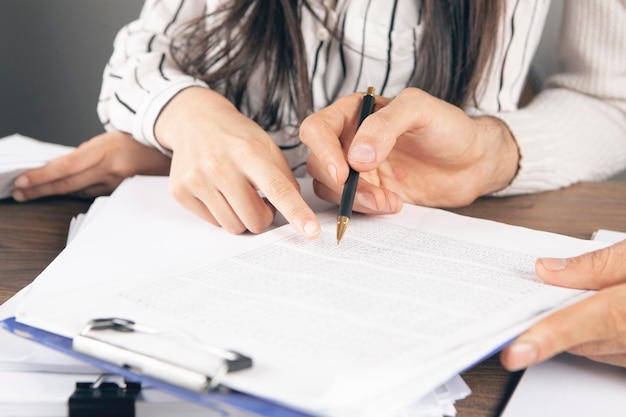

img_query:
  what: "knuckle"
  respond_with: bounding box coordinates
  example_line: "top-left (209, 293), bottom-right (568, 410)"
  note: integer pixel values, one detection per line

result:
top-left (589, 248), bottom-right (612, 273)
top-left (579, 248), bottom-right (614, 287)
top-left (299, 117), bottom-right (324, 145)
top-left (224, 222), bottom-right (248, 235)
top-left (402, 87), bottom-right (425, 100)
top-left (264, 177), bottom-right (294, 200)
top-left (603, 293), bottom-right (626, 335)
top-left (53, 177), bottom-right (75, 194)
top-left (528, 314), bottom-right (572, 357)
top-left (168, 180), bottom-right (186, 203)
top-left (197, 157), bottom-right (222, 180)
top-left (284, 205), bottom-right (313, 226)
top-left (299, 114), bottom-right (313, 131)
top-left (246, 214), bottom-right (273, 235)
top-left (55, 156), bottom-right (75, 174)
top-left (366, 111), bottom-right (392, 132)
top-left (109, 159), bottom-right (133, 177)
top-left (182, 163), bottom-right (217, 189)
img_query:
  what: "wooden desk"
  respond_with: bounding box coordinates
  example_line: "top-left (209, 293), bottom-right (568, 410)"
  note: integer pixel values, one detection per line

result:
top-left (1, 181), bottom-right (626, 417)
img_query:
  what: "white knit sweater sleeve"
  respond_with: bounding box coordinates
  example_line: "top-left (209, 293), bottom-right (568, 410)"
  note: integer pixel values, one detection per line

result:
top-left (96, 0), bottom-right (211, 154)
top-left (493, 0), bottom-right (626, 196)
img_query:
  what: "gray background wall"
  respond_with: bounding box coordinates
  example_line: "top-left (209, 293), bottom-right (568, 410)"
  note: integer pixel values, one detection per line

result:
top-left (0, 0), bottom-right (143, 146)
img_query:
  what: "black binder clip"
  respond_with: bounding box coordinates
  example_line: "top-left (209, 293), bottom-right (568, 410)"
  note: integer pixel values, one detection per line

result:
top-left (69, 375), bottom-right (141, 417)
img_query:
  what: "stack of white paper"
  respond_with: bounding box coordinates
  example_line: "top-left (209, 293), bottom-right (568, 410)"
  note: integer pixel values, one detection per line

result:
top-left (1, 180), bottom-right (470, 416)
top-left (9, 175), bottom-right (606, 417)
top-left (0, 134), bottom-right (75, 199)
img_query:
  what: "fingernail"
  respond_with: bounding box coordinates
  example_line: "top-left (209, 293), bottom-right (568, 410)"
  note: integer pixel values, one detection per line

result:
top-left (357, 192), bottom-right (378, 211)
top-left (327, 164), bottom-right (338, 184)
top-left (14, 176), bottom-right (28, 187)
top-left (349, 144), bottom-right (376, 164)
top-left (508, 341), bottom-right (538, 370)
top-left (540, 257), bottom-right (568, 271)
top-left (303, 220), bottom-right (320, 238)
top-left (12, 190), bottom-right (25, 202)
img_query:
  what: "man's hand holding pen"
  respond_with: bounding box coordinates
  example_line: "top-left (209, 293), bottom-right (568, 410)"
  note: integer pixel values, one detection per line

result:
top-left (300, 87), bottom-right (519, 214)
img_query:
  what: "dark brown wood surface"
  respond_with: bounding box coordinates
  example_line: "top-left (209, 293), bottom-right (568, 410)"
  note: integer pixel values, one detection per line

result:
top-left (0, 196), bottom-right (92, 302)
top-left (1, 181), bottom-right (625, 417)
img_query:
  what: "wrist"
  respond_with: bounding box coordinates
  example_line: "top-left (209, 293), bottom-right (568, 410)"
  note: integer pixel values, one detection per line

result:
top-left (154, 87), bottom-right (235, 151)
top-left (473, 116), bottom-right (520, 195)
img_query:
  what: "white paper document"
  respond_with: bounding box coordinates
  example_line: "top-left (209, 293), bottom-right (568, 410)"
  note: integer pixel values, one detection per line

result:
top-left (501, 353), bottom-right (626, 417)
top-left (13, 176), bottom-right (607, 417)
top-left (0, 134), bottom-right (75, 199)
top-left (591, 228), bottom-right (626, 245)
top-left (1, 178), bottom-right (467, 417)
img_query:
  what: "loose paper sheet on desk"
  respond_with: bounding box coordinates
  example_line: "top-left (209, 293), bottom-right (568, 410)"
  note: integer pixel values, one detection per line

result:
top-left (501, 228), bottom-right (626, 417)
top-left (0, 196), bottom-right (215, 416)
top-left (7, 176), bottom-right (607, 417)
top-left (0, 179), bottom-right (468, 417)
top-left (0, 134), bottom-right (75, 199)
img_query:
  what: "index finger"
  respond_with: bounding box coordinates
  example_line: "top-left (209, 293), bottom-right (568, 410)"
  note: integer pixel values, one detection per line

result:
top-left (248, 153), bottom-right (321, 240)
top-left (299, 93), bottom-right (371, 185)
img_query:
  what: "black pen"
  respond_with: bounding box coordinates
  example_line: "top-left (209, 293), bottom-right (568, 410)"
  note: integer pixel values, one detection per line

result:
top-left (336, 86), bottom-right (375, 244)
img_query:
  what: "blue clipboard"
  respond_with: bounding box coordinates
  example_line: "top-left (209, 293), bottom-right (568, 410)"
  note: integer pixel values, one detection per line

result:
top-left (2, 316), bottom-right (313, 417)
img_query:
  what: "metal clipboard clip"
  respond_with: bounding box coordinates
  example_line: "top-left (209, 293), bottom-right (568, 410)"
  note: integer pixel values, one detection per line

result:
top-left (72, 318), bottom-right (252, 392)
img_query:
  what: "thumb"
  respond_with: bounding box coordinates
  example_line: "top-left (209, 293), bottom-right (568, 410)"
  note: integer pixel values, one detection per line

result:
top-left (536, 239), bottom-right (626, 290)
top-left (347, 88), bottom-right (431, 172)
top-left (346, 97), bottom-right (394, 172)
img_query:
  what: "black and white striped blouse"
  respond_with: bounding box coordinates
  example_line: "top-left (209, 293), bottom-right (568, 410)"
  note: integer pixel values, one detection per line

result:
top-left (98, 0), bottom-right (626, 195)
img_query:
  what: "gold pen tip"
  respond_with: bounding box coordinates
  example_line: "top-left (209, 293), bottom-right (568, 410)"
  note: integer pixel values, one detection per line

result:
top-left (366, 86), bottom-right (375, 96)
top-left (336, 216), bottom-right (350, 243)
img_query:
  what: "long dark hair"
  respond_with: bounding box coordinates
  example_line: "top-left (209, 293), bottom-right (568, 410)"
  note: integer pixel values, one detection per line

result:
top-left (416, 1), bottom-right (502, 107)
top-left (171, 0), bottom-right (502, 131)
